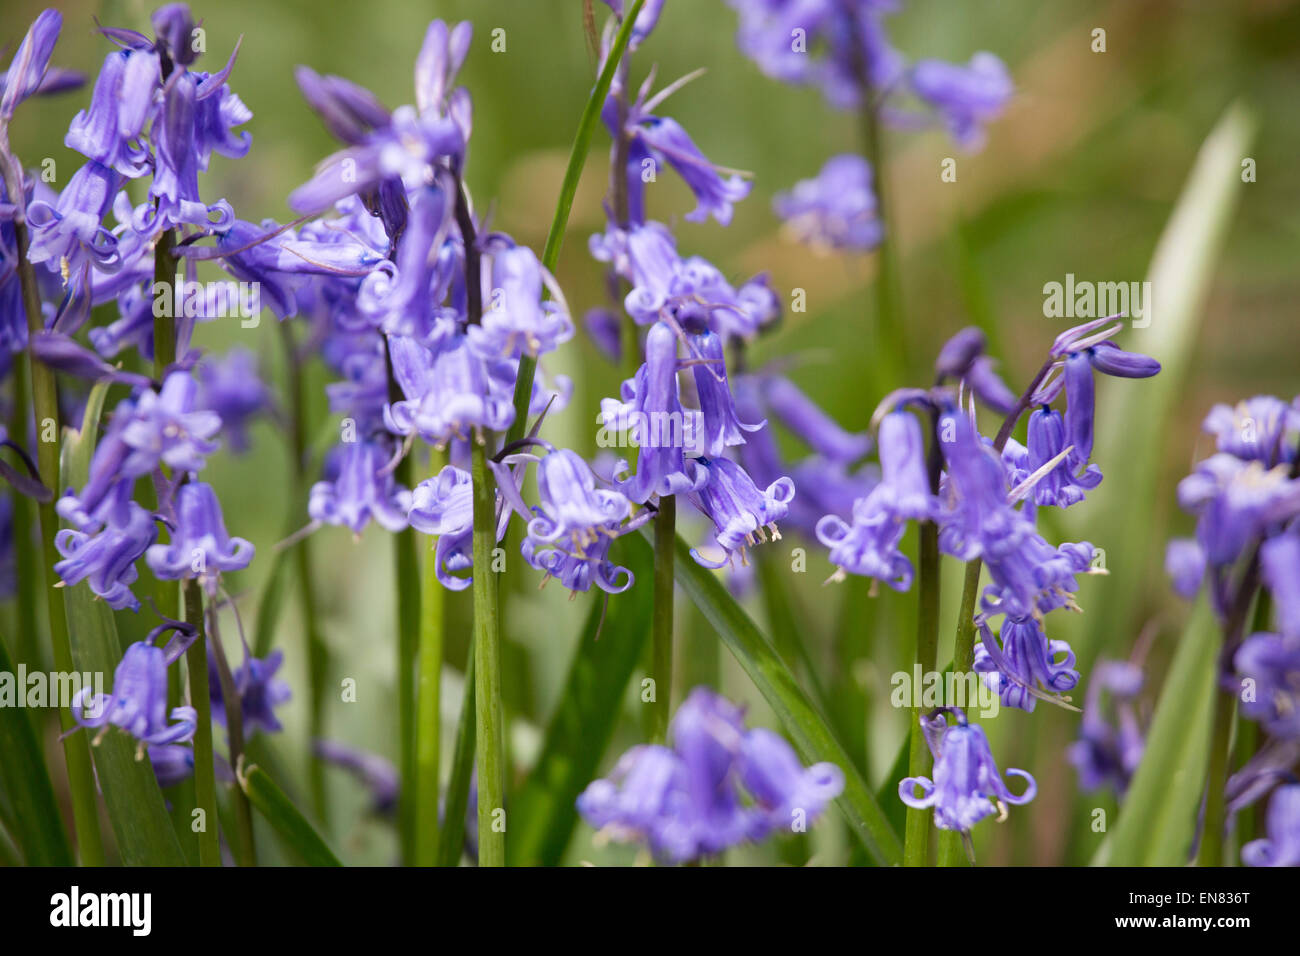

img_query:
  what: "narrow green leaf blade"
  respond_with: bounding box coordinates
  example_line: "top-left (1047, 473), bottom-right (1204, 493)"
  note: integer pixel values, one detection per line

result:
top-left (508, 536), bottom-right (654, 866)
top-left (1097, 599), bottom-right (1216, 866)
top-left (238, 761), bottom-right (342, 866)
top-left (0, 636), bottom-right (75, 865)
top-left (670, 533), bottom-right (904, 866)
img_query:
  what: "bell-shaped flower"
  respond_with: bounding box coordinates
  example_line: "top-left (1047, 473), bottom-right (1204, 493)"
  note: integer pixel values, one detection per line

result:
top-left (385, 335), bottom-right (515, 446)
top-left (973, 615), bottom-right (1079, 712)
top-left (308, 440), bottom-right (412, 535)
top-left (71, 633), bottom-right (196, 749)
top-left (685, 456), bottom-right (793, 569)
top-left (146, 481), bottom-right (254, 592)
top-left (738, 727), bottom-right (843, 832)
top-left (1202, 395), bottom-right (1299, 467)
top-left (468, 245), bottom-right (573, 360)
top-left (1067, 660), bottom-right (1145, 794)
top-left (1242, 784), bottom-right (1300, 867)
top-left (210, 648), bottom-right (291, 736)
top-left (408, 465), bottom-right (475, 591)
top-left (689, 330), bottom-right (763, 457)
top-left (1234, 632), bottom-right (1300, 739)
top-left (120, 371), bottom-right (222, 477)
top-left (773, 154), bottom-right (883, 252)
top-left (54, 500), bottom-right (156, 611)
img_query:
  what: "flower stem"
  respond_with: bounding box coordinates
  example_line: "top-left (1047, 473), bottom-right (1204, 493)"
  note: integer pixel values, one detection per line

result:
top-left (437, 643), bottom-right (476, 867)
top-left (470, 440), bottom-right (505, 866)
top-left (207, 611), bottom-right (257, 865)
top-left (152, 229), bottom-right (176, 378)
top-left (414, 455), bottom-right (446, 866)
top-left (937, 557), bottom-right (983, 867)
top-left (277, 320), bottom-right (330, 827)
top-left (1, 162), bottom-right (105, 863)
top-left (650, 496), bottom-right (677, 744)
top-left (184, 580), bottom-right (221, 866)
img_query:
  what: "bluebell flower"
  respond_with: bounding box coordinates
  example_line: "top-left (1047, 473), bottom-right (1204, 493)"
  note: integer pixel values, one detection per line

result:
top-left (1202, 395), bottom-right (1299, 466)
top-left (151, 3), bottom-right (199, 66)
top-left (974, 615), bottom-right (1079, 712)
top-left (1165, 538), bottom-right (1207, 599)
top-left (25, 161), bottom-right (122, 271)
top-left (120, 371), bottom-right (222, 476)
top-left (760, 375), bottom-right (871, 463)
top-left (601, 321), bottom-right (707, 503)
top-left (909, 53), bottom-right (1013, 151)
top-left (599, 0), bottom-right (666, 50)
top-left (385, 335), bottom-right (516, 446)
top-left (688, 330), bottom-right (763, 457)
top-left (149, 744), bottom-right (195, 787)
top-left (773, 154), bottom-right (882, 252)
top-left (196, 348), bottom-right (270, 453)
top-left (521, 449), bottom-right (634, 594)
top-left (685, 455), bottom-right (794, 569)
top-left (1025, 405), bottom-right (1101, 509)
top-left (54, 500), bottom-right (156, 610)
top-left (62, 49), bottom-right (157, 177)
top-left (308, 440), bottom-right (412, 536)
top-left (211, 648), bottom-right (291, 736)
top-left (408, 465), bottom-right (474, 591)
top-left (467, 244), bottom-right (573, 360)
top-left (1068, 660), bottom-right (1145, 794)
top-left (1176, 453), bottom-right (1300, 568)
top-left (1242, 784), bottom-right (1300, 867)
top-left (1261, 532), bottom-right (1300, 640)
top-left (899, 708), bottom-right (1036, 832)
top-left (0, 9), bottom-right (71, 120)
top-left (146, 481), bottom-right (254, 592)
top-left (71, 634), bottom-right (196, 749)
top-left (738, 727), bottom-right (843, 831)
top-left (605, 79), bottom-right (751, 226)
top-left (1234, 632), bottom-right (1300, 739)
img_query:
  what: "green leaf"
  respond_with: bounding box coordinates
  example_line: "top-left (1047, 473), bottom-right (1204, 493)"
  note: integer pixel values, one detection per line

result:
top-left (508, 536), bottom-right (654, 866)
top-left (670, 532), bottom-right (904, 866)
top-left (237, 760), bottom-right (342, 866)
top-left (1095, 599), bottom-right (1216, 866)
top-left (0, 636), bottom-right (75, 865)
top-left (60, 382), bottom-right (187, 866)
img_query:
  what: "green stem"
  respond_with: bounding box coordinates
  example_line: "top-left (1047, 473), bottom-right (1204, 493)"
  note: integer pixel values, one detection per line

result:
top-left (903, 520), bottom-right (940, 867)
top-left (152, 229), bottom-right (176, 378)
top-left (8, 358), bottom-right (41, 671)
top-left (184, 581), bottom-right (221, 866)
top-left (207, 612), bottom-right (257, 865)
top-left (470, 441), bottom-right (504, 866)
top-left (414, 459), bottom-right (446, 866)
top-left (1198, 688), bottom-right (1236, 867)
top-left (437, 644), bottom-right (476, 867)
top-left (277, 321), bottom-right (329, 826)
top-left (505, 0), bottom-right (646, 445)
top-left (650, 496), bottom-right (676, 744)
top-left (1, 160), bottom-right (105, 864)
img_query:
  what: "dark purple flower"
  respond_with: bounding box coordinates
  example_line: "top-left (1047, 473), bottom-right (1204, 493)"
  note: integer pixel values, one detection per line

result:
top-left (63, 49), bottom-right (157, 177)
top-left (899, 708), bottom-right (1035, 832)
top-left (71, 636), bottom-right (196, 748)
top-left (689, 330), bottom-right (763, 457)
top-left (149, 744), bottom-right (195, 787)
top-left (151, 4), bottom-right (198, 66)
top-left (145, 481), bottom-right (254, 591)
top-left (1025, 405), bottom-right (1102, 509)
top-left (314, 739), bottom-right (399, 816)
top-left (1242, 784), bottom-right (1300, 867)
top-left (773, 154), bottom-right (882, 251)
top-left (211, 648), bottom-right (291, 736)
top-left (54, 501), bottom-right (156, 610)
top-left (974, 615), bottom-right (1079, 712)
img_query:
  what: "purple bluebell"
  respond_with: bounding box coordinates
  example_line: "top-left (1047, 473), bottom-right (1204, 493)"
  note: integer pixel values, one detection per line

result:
top-left (898, 708), bottom-right (1036, 832)
top-left (689, 330), bottom-right (763, 457)
top-left (1025, 405), bottom-right (1101, 509)
top-left (149, 744), bottom-right (196, 787)
top-left (1242, 784), bottom-right (1300, 867)
top-left (0, 9), bottom-right (68, 120)
top-left (1068, 660), bottom-right (1145, 794)
top-left (211, 648), bottom-right (291, 736)
top-left (600, 0), bottom-right (666, 50)
top-left (145, 481), bottom-right (254, 592)
top-left (521, 449), bottom-right (634, 594)
top-left (295, 66), bottom-right (391, 145)
top-left (408, 465), bottom-right (474, 591)
top-left (385, 335), bottom-right (516, 446)
top-left (761, 375), bottom-right (871, 463)
top-left (1176, 454), bottom-right (1300, 568)
top-left (909, 53), bottom-right (1013, 150)
top-left (1261, 533), bottom-right (1300, 640)
top-left (1202, 395), bottom-right (1299, 466)
top-left (25, 161), bottom-right (122, 270)
top-left (152, 4), bottom-right (198, 66)
top-left (308, 440), bottom-right (412, 536)
top-left (773, 154), bottom-right (883, 251)
top-left (468, 245), bottom-right (573, 360)
top-left (974, 615), bottom-right (1079, 712)
top-left (685, 455), bottom-right (794, 569)
top-left (63, 49), bottom-right (157, 177)
top-left (1234, 632), bottom-right (1300, 739)
top-left (196, 348), bottom-right (270, 453)
top-left (1165, 538), bottom-right (1206, 600)
top-left (53, 501), bottom-right (156, 610)
top-left (120, 371), bottom-right (222, 476)
top-left (738, 727), bottom-right (843, 831)
top-left (71, 635), bottom-right (196, 748)
top-left (601, 322), bottom-right (707, 503)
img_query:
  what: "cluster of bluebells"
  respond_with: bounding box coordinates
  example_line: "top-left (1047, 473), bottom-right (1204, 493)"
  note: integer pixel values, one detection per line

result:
top-left (1, 7), bottom-right (283, 780)
top-left (1166, 393), bottom-right (1300, 866)
top-left (813, 318), bottom-right (1159, 835)
top-left (578, 687), bottom-right (843, 863)
top-left (726, 0), bottom-right (1014, 253)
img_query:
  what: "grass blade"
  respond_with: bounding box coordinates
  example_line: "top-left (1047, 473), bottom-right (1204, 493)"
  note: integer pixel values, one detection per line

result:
top-left (237, 759), bottom-right (342, 866)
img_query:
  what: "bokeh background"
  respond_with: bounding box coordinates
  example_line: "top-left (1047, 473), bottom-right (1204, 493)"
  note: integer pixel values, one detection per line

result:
top-left (5, 0), bottom-right (1298, 865)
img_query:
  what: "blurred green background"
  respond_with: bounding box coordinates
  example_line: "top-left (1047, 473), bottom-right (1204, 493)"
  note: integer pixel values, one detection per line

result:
top-left (5, 0), bottom-right (1298, 865)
